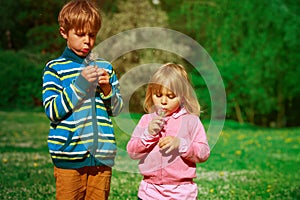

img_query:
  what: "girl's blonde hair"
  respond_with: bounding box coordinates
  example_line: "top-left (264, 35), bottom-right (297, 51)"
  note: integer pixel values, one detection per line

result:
top-left (144, 63), bottom-right (201, 116)
top-left (58, 0), bottom-right (101, 34)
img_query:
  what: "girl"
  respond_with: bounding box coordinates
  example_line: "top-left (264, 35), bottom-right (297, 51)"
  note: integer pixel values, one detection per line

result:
top-left (127, 63), bottom-right (210, 200)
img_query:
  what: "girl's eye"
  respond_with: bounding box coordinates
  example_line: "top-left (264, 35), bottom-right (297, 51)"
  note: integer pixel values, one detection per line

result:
top-left (155, 93), bottom-right (162, 97)
top-left (168, 94), bottom-right (176, 99)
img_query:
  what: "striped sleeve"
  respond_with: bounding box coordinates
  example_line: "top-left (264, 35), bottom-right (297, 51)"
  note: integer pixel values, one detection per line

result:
top-left (42, 61), bottom-right (89, 123)
top-left (98, 61), bottom-right (123, 116)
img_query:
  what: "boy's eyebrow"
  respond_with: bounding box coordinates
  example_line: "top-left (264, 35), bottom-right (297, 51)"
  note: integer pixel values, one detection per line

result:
top-left (75, 29), bottom-right (97, 34)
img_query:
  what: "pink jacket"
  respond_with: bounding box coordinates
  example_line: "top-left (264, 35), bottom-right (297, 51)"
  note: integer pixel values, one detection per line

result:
top-left (127, 108), bottom-right (210, 185)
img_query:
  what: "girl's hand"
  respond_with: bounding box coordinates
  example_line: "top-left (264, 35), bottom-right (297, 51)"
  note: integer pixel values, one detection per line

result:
top-left (158, 136), bottom-right (180, 154)
top-left (148, 116), bottom-right (164, 136)
top-left (97, 68), bottom-right (111, 96)
top-left (81, 66), bottom-right (99, 83)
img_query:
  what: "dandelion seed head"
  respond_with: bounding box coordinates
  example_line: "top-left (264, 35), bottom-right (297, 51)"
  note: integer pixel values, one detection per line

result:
top-left (84, 52), bottom-right (99, 66)
top-left (89, 52), bottom-right (98, 61)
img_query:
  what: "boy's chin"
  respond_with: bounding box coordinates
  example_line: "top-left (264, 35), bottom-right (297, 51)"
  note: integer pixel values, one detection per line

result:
top-left (77, 51), bottom-right (89, 58)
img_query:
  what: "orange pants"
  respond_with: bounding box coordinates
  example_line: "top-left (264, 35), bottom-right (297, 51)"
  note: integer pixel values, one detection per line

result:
top-left (54, 166), bottom-right (112, 200)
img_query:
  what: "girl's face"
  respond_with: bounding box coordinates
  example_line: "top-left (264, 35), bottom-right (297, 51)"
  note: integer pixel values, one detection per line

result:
top-left (60, 27), bottom-right (97, 57)
top-left (152, 87), bottom-right (181, 116)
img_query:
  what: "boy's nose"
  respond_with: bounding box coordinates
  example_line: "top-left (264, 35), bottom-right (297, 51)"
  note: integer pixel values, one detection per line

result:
top-left (84, 35), bottom-right (90, 43)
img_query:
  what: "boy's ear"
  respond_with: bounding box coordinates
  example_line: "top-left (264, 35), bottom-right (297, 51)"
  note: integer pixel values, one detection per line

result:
top-left (59, 27), bottom-right (68, 39)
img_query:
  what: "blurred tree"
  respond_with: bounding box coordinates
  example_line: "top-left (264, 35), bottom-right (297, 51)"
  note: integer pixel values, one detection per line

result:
top-left (0, 0), bottom-right (64, 51)
top-left (160, 0), bottom-right (300, 127)
top-left (1, 0), bottom-right (299, 127)
top-left (98, 0), bottom-right (182, 113)
top-left (0, 0), bottom-right (119, 53)
top-left (0, 50), bottom-right (44, 109)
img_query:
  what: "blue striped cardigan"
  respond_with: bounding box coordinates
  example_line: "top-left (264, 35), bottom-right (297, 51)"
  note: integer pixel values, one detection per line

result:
top-left (42, 47), bottom-right (123, 169)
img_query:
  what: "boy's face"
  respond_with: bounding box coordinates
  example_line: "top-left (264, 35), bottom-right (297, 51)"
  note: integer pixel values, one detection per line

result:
top-left (60, 27), bottom-right (97, 57)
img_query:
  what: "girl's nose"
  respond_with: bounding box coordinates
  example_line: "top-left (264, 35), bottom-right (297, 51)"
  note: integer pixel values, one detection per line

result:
top-left (161, 96), bottom-right (167, 105)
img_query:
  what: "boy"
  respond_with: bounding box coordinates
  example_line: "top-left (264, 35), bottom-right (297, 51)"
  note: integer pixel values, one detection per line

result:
top-left (42, 0), bottom-right (123, 199)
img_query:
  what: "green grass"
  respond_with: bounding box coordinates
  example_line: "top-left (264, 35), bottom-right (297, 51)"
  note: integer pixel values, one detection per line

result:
top-left (0, 111), bottom-right (299, 199)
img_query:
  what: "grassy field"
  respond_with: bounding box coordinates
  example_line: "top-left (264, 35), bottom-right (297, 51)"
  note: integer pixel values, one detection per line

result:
top-left (0, 111), bottom-right (299, 200)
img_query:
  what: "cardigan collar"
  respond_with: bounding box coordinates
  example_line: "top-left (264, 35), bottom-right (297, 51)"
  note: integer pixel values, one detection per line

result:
top-left (167, 107), bottom-right (187, 119)
top-left (62, 47), bottom-right (87, 64)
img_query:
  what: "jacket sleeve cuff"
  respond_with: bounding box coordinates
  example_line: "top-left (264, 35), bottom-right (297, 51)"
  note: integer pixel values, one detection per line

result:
top-left (141, 129), bottom-right (160, 146)
top-left (74, 74), bottom-right (90, 94)
top-left (179, 138), bottom-right (188, 153)
top-left (100, 89), bottom-right (113, 99)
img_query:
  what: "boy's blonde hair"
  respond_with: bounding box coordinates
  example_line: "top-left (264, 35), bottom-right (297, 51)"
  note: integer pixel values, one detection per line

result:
top-left (144, 63), bottom-right (201, 116)
top-left (58, 0), bottom-right (101, 34)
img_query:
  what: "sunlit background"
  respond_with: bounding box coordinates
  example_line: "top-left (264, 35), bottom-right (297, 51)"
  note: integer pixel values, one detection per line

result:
top-left (0, 0), bottom-right (299, 199)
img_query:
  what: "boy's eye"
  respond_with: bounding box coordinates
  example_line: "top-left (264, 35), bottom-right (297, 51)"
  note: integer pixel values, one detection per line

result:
top-left (76, 32), bottom-right (85, 37)
top-left (75, 32), bottom-right (96, 37)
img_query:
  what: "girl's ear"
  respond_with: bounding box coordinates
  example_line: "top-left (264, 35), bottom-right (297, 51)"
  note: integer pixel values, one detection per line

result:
top-left (59, 27), bottom-right (68, 39)
top-left (180, 98), bottom-right (185, 107)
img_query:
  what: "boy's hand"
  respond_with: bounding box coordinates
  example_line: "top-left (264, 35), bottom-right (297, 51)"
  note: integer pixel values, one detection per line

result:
top-left (148, 116), bottom-right (164, 136)
top-left (97, 68), bottom-right (111, 96)
top-left (158, 136), bottom-right (180, 154)
top-left (81, 66), bottom-right (99, 83)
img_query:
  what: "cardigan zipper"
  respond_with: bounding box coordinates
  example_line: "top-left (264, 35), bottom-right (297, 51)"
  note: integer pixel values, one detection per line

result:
top-left (91, 96), bottom-right (98, 157)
